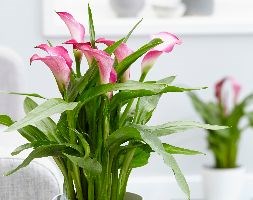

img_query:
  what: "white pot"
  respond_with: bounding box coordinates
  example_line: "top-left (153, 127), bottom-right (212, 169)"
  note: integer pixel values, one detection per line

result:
top-left (203, 166), bottom-right (245, 200)
top-left (52, 192), bottom-right (142, 200)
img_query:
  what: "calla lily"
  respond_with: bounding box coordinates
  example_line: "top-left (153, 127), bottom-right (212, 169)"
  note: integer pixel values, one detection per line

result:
top-left (215, 77), bottom-right (241, 105)
top-left (76, 44), bottom-right (117, 84)
top-left (56, 12), bottom-right (85, 44)
top-left (30, 44), bottom-right (72, 93)
top-left (96, 38), bottom-right (133, 82)
top-left (141, 32), bottom-right (182, 74)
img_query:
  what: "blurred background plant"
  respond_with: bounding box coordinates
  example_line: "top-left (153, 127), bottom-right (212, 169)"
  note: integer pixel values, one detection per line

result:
top-left (189, 77), bottom-right (253, 168)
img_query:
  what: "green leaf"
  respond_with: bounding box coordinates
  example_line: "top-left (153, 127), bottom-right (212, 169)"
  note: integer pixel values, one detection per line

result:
top-left (23, 97), bottom-right (57, 139)
top-left (88, 4), bottom-right (96, 48)
top-left (129, 145), bottom-right (151, 168)
top-left (7, 98), bottom-right (78, 132)
top-left (115, 38), bottom-right (163, 77)
top-left (65, 154), bottom-right (102, 176)
top-left (123, 18), bottom-right (143, 43)
top-left (133, 126), bottom-right (190, 199)
top-left (132, 121), bottom-right (227, 137)
top-left (104, 38), bottom-right (125, 55)
top-left (0, 91), bottom-right (46, 99)
top-left (18, 125), bottom-right (48, 142)
top-left (0, 115), bottom-right (14, 127)
top-left (247, 111), bottom-right (253, 127)
top-left (188, 93), bottom-right (220, 125)
top-left (106, 127), bottom-right (142, 150)
top-left (163, 144), bottom-right (204, 155)
top-left (11, 141), bottom-right (53, 156)
top-left (134, 76), bottom-right (176, 124)
top-left (67, 65), bottom-right (98, 101)
top-left (79, 81), bottom-right (197, 106)
top-left (5, 144), bottom-right (81, 176)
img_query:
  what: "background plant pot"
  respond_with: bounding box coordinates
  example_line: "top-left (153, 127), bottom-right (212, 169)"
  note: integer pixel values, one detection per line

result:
top-left (202, 166), bottom-right (245, 200)
top-left (124, 192), bottom-right (143, 200)
top-left (52, 192), bottom-right (142, 200)
top-left (182, 0), bottom-right (214, 16)
top-left (110, 0), bottom-right (145, 17)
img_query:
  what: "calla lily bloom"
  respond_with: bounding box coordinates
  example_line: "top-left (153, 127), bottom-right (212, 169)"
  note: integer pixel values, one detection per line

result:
top-left (76, 44), bottom-right (117, 84)
top-left (141, 32), bottom-right (182, 74)
top-left (30, 44), bottom-right (73, 92)
top-left (215, 77), bottom-right (241, 105)
top-left (56, 12), bottom-right (85, 44)
top-left (96, 38), bottom-right (132, 82)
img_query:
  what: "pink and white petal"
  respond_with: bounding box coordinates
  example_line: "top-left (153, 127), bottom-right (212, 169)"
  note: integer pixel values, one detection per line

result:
top-left (30, 54), bottom-right (71, 90)
top-left (96, 38), bottom-right (133, 62)
top-left (122, 68), bottom-right (130, 82)
top-left (56, 12), bottom-right (85, 43)
top-left (152, 32), bottom-right (182, 53)
top-left (141, 50), bottom-right (162, 73)
top-left (96, 38), bottom-right (114, 46)
top-left (35, 44), bottom-right (73, 69)
top-left (110, 68), bottom-right (117, 83)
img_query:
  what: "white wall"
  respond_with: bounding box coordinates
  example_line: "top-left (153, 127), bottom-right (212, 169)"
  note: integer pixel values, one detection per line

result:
top-left (1, 0), bottom-right (253, 179)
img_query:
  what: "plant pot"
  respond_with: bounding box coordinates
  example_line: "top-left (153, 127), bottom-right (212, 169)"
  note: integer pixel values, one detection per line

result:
top-left (202, 166), bottom-right (245, 200)
top-left (52, 192), bottom-right (142, 200)
top-left (110, 0), bottom-right (145, 17)
top-left (182, 0), bottom-right (214, 16)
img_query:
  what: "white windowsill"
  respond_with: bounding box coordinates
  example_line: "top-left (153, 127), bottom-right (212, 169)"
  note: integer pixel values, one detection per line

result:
top-left (43, 0), bottom-right (253, 37)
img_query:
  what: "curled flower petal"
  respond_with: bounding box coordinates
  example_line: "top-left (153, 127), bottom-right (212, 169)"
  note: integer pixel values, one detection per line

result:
top-left (56, 12), bottom-right (85, 43)
top-left (96, 38), bottom-right (132, 82)
top-left (76, 45), bottom-right (117, 84)
top-left (96, 38), bottom-right (133, 62)
top-left (35, 44), bottom-right (73, 69)
top-left (30, 54), bottom-right (71, 92)
top-left (141, 32), bottom-right (181, 74)
top-left (215, 77), bottom-right (241, 105)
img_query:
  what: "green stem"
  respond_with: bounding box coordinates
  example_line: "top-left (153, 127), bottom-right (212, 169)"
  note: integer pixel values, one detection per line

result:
top-left (72, 165), bottom-right (84, 200)
top-left (119, 72), bottom-right (147, 127)
top-left (54, 158), bottom-right (76, 200)
top-left (118, 148), bottom-right (136, 200)
top-left (88, 178), bottom-right (94, 200)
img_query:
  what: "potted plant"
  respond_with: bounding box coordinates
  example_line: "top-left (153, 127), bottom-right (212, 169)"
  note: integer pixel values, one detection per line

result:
top-left (189, 77), bottom-right (253, 200)
top-left (0, 5), bottom-right (225, 200)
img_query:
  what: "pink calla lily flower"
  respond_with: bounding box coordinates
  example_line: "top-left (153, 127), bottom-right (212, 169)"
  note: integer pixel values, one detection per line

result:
top-left (141, 32), bottom-right (182, 74)
top-left (215, 77), bottom-right (241, 105)
top-left (30, 44), bottom-right (73, 92)
top-left (96, 38), bottom-right (133, 82)
top-left (76, 44), bottom-right (117, 84)
top-left (56, 12), bottom-right (85, 44)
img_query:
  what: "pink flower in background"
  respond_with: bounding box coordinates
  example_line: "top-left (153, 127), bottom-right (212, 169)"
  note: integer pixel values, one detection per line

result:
top-left (96, 38), bottom-right (133, 82)
top-left (56, 12), bottom-right (85, 44)
top-left (215, 77), bottom-right (242, 112)
top-left (30, 44), bottom-right (73, 92)
top-left (141, 32), bottom-right (182, 74)
top-left (76, 44), bottom-right (117, 84)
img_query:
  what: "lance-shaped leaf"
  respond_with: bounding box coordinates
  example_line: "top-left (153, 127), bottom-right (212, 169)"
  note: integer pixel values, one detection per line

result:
top-left (132, 121), bottom-right (227, 137)
top-left (6, 99), bottom-right (78, 132)
top-left (65, 154), bottom-right (102, 176)
top-left (24, 97), bottom-right (58, 141)
top-left (141, 32), bottom-right (182, 74)
top-left (79, 81), bottom-right (183, 105)
top-left (5, 144), bottom-right (83, 176)
top-left (0, 115), bottom-right (14, 127)
top-left (116, 38), bottom-right (163, 77)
